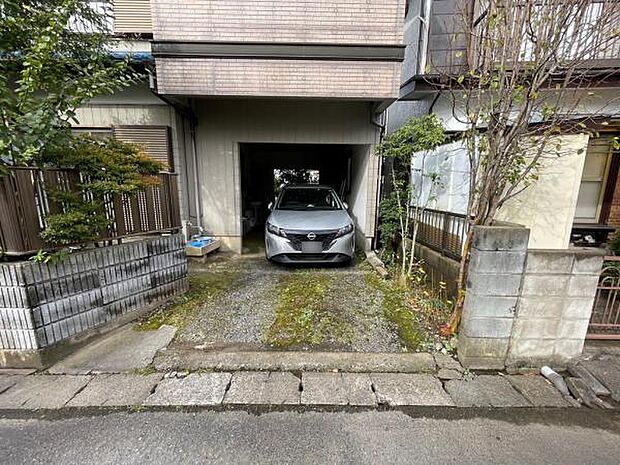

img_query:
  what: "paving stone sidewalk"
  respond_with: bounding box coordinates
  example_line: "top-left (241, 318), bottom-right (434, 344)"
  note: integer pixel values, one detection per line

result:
top-left (0, 369), bottom-right (586, 410)
top-left (2, 351), bottom-right (618, 410)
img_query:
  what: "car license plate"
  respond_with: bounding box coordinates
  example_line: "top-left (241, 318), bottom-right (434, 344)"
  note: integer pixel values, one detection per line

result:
top-left (301, 241), bottom-right (322, 253)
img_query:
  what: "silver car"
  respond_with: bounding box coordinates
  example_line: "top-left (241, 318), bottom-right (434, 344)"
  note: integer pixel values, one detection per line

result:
top-left (265, 185), bottom-right (355, 264)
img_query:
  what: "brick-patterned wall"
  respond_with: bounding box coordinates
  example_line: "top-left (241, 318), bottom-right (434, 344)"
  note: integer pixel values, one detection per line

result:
top-left (155, 58), bottom-right (401, 98)
top-left (0, 235), bottom-right (187, 351)
top-left (151, 0), bottom-right (405, 44)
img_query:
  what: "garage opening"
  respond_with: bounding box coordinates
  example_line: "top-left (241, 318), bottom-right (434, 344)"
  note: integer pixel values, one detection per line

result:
top-left (239, 143), bottom-right (371, 253)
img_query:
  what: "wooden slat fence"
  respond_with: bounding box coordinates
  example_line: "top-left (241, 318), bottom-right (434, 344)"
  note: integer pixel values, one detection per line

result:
top-left (0, 167), bottom-right (181, 255)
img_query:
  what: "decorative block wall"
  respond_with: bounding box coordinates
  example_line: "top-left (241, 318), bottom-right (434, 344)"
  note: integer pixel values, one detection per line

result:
top-left (0, 235), bottom-right (187, 351)
top-left (458, 225), bottom-right (604, 370)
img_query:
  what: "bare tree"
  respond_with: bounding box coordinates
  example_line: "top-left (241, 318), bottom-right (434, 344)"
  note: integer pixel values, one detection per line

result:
top-left (432, 0), bottom-right (620, 333)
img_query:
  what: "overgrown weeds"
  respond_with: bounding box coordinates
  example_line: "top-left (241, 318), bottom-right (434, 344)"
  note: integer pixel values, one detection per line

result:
top-left (365, 263), bottom-right (453, 351)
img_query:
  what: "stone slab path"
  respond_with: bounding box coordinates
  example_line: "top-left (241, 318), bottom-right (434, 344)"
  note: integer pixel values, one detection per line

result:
top-left (0, 369), bottom-right (596, 410)
top-left (154, 349), bottom-right (436, 373)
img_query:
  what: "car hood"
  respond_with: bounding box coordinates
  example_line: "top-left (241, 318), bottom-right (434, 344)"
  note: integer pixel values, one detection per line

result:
top-left (268, 209), bottom-right (352, 231)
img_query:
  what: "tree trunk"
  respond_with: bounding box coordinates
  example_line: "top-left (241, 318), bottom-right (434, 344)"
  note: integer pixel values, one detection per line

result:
top-left (447, 224), bottom-right (474, 333)
top-left (407, 218), bottom-right (420, 276)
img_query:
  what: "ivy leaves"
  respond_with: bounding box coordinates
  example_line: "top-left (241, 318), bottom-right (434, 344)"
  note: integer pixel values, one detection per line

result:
top-left (376, 115), bottom-right (447, 165)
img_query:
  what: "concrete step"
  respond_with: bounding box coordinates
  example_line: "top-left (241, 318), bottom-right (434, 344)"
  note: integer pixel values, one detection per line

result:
top-left (153, 348), bottom-right (438, 374)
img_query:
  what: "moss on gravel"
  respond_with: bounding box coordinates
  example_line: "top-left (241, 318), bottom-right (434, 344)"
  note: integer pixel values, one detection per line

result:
top-left (135, 271), bottom-right (240, 331)
top-left (365, 272), bottom-right (427, 350)
top-left (264, 271), bottom-right (353, 349)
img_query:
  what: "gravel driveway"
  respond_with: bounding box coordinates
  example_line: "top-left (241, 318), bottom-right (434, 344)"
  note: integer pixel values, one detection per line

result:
top-left (169, 255), bottom-right (408, 352)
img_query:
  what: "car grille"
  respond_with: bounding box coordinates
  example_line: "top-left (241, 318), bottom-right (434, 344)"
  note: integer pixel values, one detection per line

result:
top-left (283, 229), bottom-right (339, 251)
top-left (282, 253), bottom-right (344, 262)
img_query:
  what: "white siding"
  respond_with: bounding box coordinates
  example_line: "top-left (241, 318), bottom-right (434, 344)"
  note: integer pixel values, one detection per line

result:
top-left (414, 134), bottom-right (591, 249)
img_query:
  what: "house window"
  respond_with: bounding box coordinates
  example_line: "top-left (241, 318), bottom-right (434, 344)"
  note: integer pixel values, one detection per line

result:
top-left (113, 126), bottom-right (173, 171)
top-left (574, 136), bottom-right (615, 223)
top-left (72, 126), bottom-right (173, 171)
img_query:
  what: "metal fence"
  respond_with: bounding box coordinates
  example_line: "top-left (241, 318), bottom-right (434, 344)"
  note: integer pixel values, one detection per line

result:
top-left (0, 167), bottom-right (181, 256)
top-left (588, 256), bottom-right (620, 340)
top-left (415, 208), bottom-right (469, 261)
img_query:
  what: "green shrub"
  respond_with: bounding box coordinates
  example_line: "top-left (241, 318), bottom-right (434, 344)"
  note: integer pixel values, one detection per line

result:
top-left (39, 136), bottom-right (163, 248)
top-left (608, 230), bottom-right (620, 255)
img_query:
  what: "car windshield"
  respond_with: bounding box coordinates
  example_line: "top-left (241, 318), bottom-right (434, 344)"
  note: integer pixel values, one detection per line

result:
top-left (277, 187), bottom-right (342, 211)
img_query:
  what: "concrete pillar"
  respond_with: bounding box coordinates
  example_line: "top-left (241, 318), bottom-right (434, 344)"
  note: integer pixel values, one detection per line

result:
top-left (458, 225), bottom-right (530, 370)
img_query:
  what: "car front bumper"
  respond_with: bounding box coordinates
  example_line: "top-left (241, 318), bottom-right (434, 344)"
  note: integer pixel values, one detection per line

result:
top-left (265, 229), bottom-right (355, 264)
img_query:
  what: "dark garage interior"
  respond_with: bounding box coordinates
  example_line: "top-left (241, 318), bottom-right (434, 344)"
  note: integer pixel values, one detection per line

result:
top-left (240, 143), bottom-right (360, 251)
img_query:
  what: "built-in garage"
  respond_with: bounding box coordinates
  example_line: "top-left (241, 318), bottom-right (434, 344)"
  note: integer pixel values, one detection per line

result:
top-left (189, 99), bottom-right (381, 253)
top-left (239, 143), bottom-right (374, 253)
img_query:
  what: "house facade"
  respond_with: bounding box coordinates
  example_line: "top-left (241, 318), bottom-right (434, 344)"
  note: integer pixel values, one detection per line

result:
top-left (387, 0), bottom-right (620, 250)
top-left (76, 0), bottom-right (407, 252)
top-left (385, 0), bottom-right (620, 367)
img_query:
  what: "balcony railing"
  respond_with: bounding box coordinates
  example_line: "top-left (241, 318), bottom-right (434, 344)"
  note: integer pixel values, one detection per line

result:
top-left (470, 0), bottom-right (620, 69)
top-left (0, 167), bottom-right (181, 256)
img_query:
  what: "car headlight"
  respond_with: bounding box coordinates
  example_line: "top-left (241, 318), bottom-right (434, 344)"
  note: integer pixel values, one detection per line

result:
top-left (266, 222), bottom-right (287, 238)
top-left (335, 223), bottom-right (354, 238)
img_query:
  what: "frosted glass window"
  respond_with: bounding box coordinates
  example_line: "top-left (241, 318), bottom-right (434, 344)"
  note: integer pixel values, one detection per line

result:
top-left (574, 137), bottom-right (614, 223)
top-left (575, 181), bottom-right (603, 220)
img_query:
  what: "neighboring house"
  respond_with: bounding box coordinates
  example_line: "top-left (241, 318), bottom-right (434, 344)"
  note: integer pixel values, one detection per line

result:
top-left (387, 0), bottom-right (620, 250)
top-left (385, 0), bottom-right (620, 359)
top-left (76, 0), bottom-right (408, 252)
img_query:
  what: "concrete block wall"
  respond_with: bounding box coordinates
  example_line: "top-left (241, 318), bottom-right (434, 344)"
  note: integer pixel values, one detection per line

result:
top-left (506, 249), bottom-right (603, 368)
top-left (414, 242), bottom-right (460, 298)
top-left (458, 226), bottom-right (530, 370)
top-left (0, 235), bottom-right (187, 352)
top-left (458, 225), bottom-right (604, 370)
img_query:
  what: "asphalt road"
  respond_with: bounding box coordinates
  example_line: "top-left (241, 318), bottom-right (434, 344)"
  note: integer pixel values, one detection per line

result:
top-left (1, 408), bottom-right (619, 464)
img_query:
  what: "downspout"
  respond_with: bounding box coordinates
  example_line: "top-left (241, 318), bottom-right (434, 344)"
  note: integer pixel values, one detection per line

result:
top-left (148, 69), bottom-right (203, 229)
top-left (371, 108), bottom-right (388, 251)
top-left (428, 91), bottom-right (440, 115)
top-left (189, 115), bottom-right (202, 229)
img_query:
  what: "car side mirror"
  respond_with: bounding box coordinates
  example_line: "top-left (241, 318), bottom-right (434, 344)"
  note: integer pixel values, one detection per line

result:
top-left (342, 202), bottom-right (349, 210)
top-left (268, 202), bottom-right (273, 210)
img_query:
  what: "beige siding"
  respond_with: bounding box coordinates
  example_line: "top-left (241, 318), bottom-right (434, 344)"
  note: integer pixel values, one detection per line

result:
top-left (151, 0), bottom-right (405, 44)
top-left (113, 0), bottom-right (152, 34)
top-left (497, 134), bottom-right (590, 249)
top-left (74, 94), bottom-right (188, 220)
top-left (155, 58), bottom-right (401, 99)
